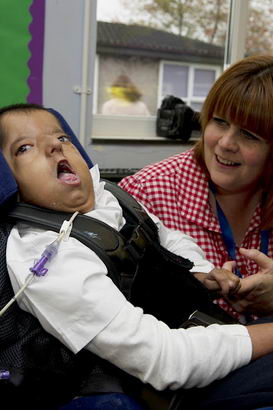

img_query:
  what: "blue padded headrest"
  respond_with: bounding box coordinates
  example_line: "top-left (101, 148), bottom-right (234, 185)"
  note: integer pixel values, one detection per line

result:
top-left (0, 108), bottom-right (93, 206)
top-left (48, 108), bottom-right (93, 169)
top-left (0, 152), bottom-right (17, 205)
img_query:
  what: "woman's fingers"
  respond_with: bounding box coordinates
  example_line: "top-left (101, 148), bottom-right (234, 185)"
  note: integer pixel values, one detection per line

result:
top-left (239, 248), bottom-right (273, 273)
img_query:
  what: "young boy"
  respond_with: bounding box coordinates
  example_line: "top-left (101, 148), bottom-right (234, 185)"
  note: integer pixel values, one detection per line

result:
top-left (2, 103), bottom-right (273, 397)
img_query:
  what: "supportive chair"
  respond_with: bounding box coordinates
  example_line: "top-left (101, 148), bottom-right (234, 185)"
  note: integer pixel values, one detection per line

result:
top-left (0, 108), bottom-right (173, 410)
top-left (0, 109), bottom-right (98, 409)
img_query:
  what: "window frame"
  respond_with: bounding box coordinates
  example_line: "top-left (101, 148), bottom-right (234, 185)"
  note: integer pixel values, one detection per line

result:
top-left (91, 0), bottom-right (248, 142)
top-left (158, 60), bottom-right (221, 109)
top-left (92, 58), bottom-right (221, 141)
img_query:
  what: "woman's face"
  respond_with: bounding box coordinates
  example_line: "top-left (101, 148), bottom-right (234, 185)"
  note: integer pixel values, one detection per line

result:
top-left (204, 115), bottom-right (271, 195)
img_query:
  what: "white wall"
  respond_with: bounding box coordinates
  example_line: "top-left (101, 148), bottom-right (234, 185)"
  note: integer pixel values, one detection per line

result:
top-left (43, 0), bottom-right (97, 147)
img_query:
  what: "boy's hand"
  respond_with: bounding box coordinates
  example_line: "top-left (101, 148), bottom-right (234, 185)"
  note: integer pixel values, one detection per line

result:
top-left (194, 261), bottom-right (241, 296)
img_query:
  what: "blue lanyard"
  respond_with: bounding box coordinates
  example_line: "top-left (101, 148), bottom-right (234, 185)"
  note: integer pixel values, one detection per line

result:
top-left (213, 191), bottom-right (269, 278)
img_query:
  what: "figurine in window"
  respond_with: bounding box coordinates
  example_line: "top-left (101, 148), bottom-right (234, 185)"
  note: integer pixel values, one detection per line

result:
top-left (101, 74), bottom-right (150, 116)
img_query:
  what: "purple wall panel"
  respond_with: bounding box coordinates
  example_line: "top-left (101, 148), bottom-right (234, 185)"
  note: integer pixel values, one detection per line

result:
top-left (27, 0), bottom-right (46, 103)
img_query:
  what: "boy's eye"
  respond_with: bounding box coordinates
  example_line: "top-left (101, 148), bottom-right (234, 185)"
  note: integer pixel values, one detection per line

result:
top-left (16, 144), bottom-right (31, 155)
top-left (58, 135), bottom-right (71, 143)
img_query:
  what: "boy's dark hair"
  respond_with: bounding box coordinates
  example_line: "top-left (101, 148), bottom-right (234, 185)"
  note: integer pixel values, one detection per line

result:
top-left (0, 102), bottom-right (47, 117)
top-left (0, 103), bottom-right (60, 149)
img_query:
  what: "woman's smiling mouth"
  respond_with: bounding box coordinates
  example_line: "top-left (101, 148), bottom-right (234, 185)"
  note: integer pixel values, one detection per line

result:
top-left (215, 154), bottom-right (240, 167)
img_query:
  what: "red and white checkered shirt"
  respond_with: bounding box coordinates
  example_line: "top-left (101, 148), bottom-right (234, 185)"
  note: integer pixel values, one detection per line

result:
top-left (119, 149), bottom-right (273, 319)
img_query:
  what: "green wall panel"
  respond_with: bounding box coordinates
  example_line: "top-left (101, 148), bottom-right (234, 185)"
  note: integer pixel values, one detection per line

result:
top-left (0, 0), bottom-right (33, 105)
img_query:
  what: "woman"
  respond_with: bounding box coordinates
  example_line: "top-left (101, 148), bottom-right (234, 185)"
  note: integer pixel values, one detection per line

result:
top-left (119, 55), bottom-right (273, 320)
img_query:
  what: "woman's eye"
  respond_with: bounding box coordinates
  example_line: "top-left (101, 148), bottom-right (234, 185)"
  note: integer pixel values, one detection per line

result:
top-left (58, 135), bottom-right (71, 142)
top-left (240, 129), bottom-right (260, 141)
top-left (16, 144), bottom-right (31, 155)
top-left (212, 117), bottom-right (228, 127)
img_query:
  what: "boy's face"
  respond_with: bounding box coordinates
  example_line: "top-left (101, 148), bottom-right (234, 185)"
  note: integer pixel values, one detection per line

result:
top-left (2, 110), bottom-right (95, 213)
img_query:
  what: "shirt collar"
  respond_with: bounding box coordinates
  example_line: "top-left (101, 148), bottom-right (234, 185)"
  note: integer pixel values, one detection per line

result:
top-left (85, 165), bottom-right (125, 231)
top-left (179, 151), bottom-right (220, 231)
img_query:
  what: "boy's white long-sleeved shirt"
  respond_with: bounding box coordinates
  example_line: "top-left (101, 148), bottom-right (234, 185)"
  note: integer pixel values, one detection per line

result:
top-left (6, 165), bottom-right (251, 390)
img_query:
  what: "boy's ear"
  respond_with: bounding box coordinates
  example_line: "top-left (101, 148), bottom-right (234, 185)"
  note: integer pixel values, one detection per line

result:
top-left (0, 151), bottom-right (17, 205)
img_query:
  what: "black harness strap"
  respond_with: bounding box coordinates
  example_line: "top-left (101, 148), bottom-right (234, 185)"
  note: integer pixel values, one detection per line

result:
top-left (8, 202), bottom-right (124, 287)
top-left (7, 181), bottom-right (158, 295)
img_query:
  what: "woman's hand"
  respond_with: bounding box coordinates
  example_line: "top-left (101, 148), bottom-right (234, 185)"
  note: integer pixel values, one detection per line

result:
top-left (226, 248), bottom-right (273, 315)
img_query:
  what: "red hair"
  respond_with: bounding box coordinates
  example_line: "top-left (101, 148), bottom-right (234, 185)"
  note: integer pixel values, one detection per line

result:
top-left (194, 55), bottom-right (273, 228)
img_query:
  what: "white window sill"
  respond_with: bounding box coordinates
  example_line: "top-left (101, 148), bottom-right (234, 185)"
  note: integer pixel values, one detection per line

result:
top-left (91, 114), bottom-right (200, 143)
top-left (91, 135), bottom-right (199, 144)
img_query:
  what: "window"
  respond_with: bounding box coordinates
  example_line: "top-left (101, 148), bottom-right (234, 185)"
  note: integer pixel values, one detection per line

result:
top-left (93, 0), bottom-right (228, 141)
top-left (159, 62), bottom-right (220, 112)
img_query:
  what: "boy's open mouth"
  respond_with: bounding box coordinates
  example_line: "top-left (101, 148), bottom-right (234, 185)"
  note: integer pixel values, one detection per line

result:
top-left (57, 160), bottom-right (81, 185)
